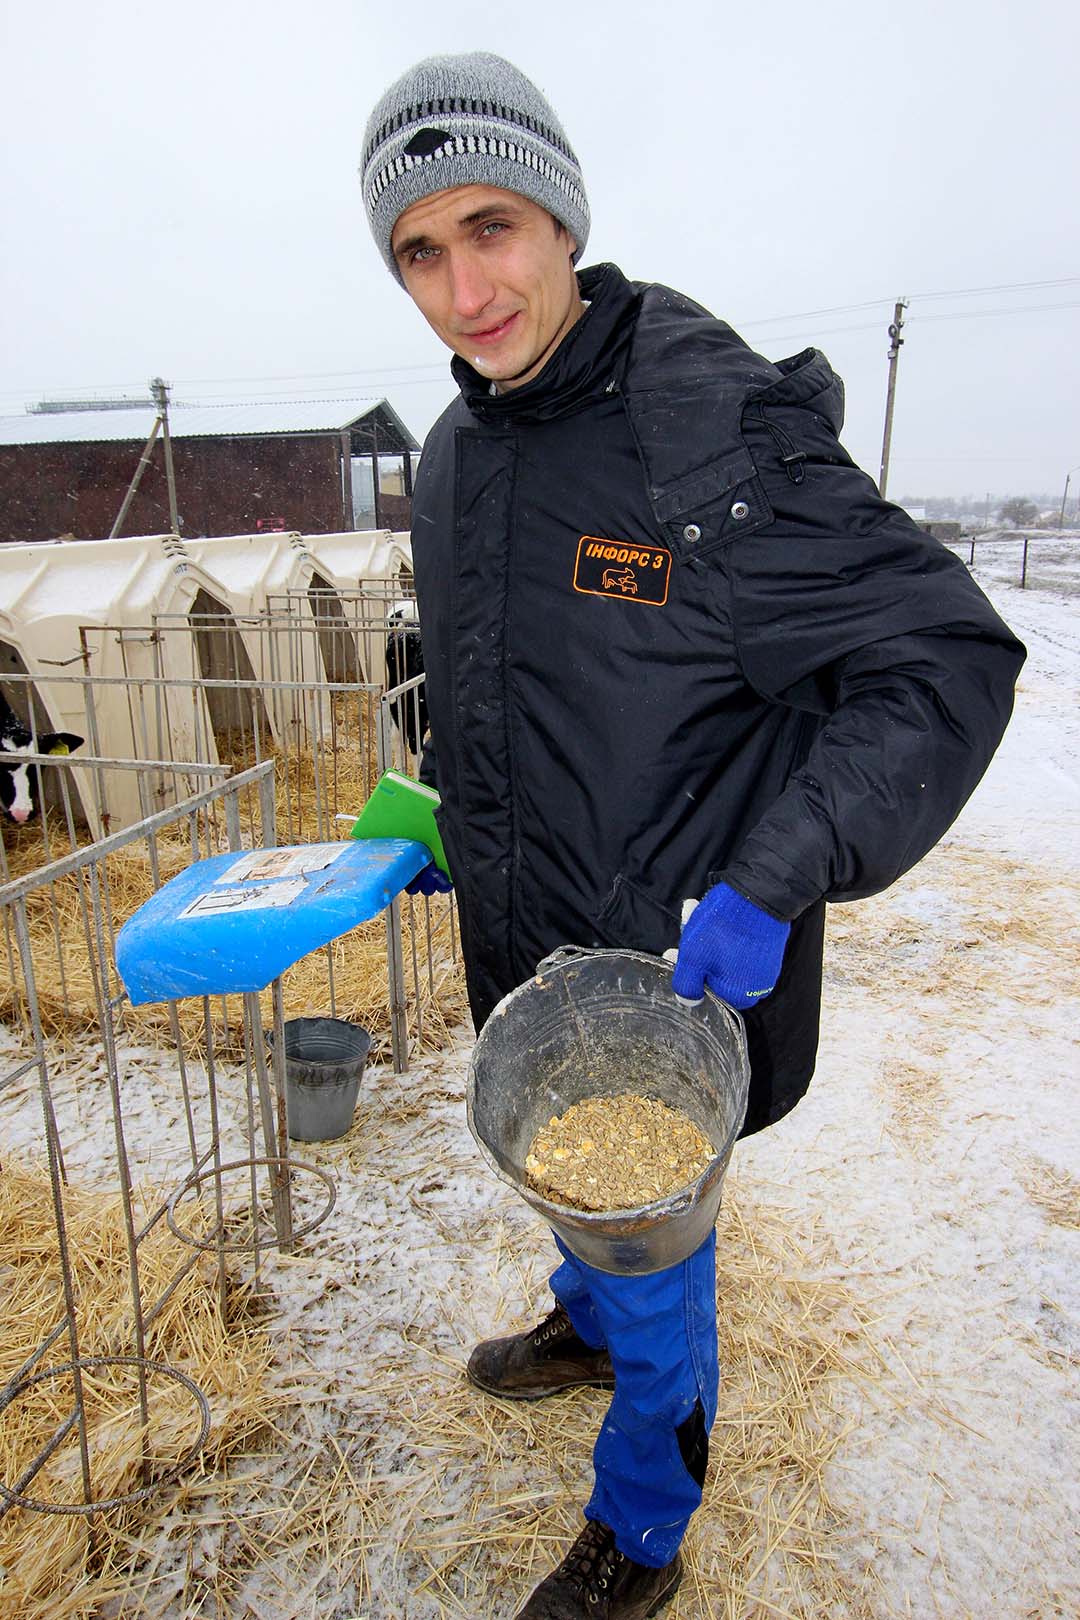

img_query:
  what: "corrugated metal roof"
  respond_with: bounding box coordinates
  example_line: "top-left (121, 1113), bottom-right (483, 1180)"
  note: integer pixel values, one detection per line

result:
top-left (0, 399), bottom-right (389, 446)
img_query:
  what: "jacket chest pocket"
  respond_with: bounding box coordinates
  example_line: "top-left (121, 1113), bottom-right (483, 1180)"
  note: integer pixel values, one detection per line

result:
top-left (622, 390), bottom-right (774, 564)
top-left (652, 445), bottom-right (773, 564)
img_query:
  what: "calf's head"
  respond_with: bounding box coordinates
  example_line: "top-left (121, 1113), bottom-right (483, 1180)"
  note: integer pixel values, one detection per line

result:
top-left (0, 732), bottom-right (84, 823)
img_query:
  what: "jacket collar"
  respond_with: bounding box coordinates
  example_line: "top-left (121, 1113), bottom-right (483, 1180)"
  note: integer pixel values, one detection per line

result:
top-left (451, 263), bottom-right (641, 424)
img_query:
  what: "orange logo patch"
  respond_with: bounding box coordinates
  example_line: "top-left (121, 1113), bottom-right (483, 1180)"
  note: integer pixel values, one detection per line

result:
top-left (573, 536), bottom-right (671, 606)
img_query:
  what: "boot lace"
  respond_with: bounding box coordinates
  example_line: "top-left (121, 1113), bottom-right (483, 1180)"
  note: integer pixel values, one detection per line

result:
top-left (559, 1519), bottom-right (624, 1604)
top-left (532, 1305), bottom-right (573, 1346)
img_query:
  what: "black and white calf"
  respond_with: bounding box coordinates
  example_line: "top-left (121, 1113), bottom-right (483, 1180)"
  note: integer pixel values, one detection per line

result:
top-left (384, 600), bottom-right (429, 758)
top-left (0, 693), bottom-right (84, 824)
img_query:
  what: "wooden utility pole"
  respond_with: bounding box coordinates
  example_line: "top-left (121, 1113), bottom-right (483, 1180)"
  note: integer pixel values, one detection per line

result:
top-left (340, 430), bottom-right (355, 531)
top-left (111, 377), bottom-right (177, 539)
top-left (150, 376), bottom-right (180, 534)
top-left (878, 298), bottom-right (909, 499)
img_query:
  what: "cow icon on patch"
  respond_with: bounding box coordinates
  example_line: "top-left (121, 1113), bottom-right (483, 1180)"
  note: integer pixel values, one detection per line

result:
top-left (574, 536), bottom-right (671, 606)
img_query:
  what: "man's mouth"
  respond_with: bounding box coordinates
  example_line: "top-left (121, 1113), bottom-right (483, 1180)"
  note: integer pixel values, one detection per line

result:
top-left (465, 312), bottom-right (520, 346)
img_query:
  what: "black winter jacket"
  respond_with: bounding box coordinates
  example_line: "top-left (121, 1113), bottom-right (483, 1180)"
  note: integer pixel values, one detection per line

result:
top-left (411, 264), bottom-right (1024, 1133)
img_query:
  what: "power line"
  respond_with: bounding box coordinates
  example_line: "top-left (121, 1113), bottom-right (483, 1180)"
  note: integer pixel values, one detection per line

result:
top-left (751, 300), bottom-right (1080, 354)
top-left (183, 374), bottom-right (451, 403)
top-left (909, 299), bottom-right (1080, 323)
top-left (889, 456), bottom-right (1048, 463)
top-left (0, 361), bottom-right (450, 407)
top-left (738, 297), bottom-right (890, 328)
top-left (0, 372), bottom-right (454, 412)
top-left (3, 273), bottom-right (1078, 409)
top-left (909, 274), bottom-right (1080, 301)
top-left (174, 360), bottom-right (450, 386)
top-left (197, 393), bottom-right (448, 408)
top-left (738, 273), bottom-right (1080, 328)
top-left (749, 319), bottom-right (884, 348)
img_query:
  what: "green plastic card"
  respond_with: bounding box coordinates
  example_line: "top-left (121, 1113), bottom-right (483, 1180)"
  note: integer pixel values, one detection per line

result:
top-left (349, 770), bottom-right (449, 877)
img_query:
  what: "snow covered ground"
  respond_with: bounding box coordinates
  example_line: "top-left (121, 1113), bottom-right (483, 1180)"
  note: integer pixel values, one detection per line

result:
top-left (739, 553), bottom-right (1080, 1617)
top-left (1, 539), bottom-right (1077, 1618)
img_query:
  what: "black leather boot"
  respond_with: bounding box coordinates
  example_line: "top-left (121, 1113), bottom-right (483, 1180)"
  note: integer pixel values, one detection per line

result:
top-left (515, 1518), bottom-right (682, 1619)
top-left (466, 1304), bottom-right (615, 1400)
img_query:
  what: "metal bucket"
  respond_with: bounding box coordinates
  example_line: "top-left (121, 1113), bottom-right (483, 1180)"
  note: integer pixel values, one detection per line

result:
top-left (276, 1017), bottom-right (371, 1143)
top-left (466, 947), bottom-right (750, 1275)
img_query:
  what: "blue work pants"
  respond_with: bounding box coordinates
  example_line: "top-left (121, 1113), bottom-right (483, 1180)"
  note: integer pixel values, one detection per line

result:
top-left (550, 1231), bottom-right (718, 1568)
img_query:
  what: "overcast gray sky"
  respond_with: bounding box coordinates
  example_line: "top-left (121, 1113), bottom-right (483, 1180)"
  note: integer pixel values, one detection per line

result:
top-left (2, 0), bottom-right (1077, 502)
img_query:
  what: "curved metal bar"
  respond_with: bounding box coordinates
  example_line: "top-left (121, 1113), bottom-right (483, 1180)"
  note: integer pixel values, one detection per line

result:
top-left (0, 1355), bottom-right (212, 1516)
top-left (165, 1156), bottom-right (336, 1252)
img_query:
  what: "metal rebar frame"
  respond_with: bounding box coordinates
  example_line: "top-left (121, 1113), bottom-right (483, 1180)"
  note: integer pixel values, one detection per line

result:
top-left (0, 762), bottom-right (337, 1521)
top-left (375, 673), bottom-right (459, 1073)
top-left (2, 583), bottom-right (455, 1073)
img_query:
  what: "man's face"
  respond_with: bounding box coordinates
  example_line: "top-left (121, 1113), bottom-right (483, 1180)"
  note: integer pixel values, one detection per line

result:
top-left (391, 186), bottom-right (584, 391)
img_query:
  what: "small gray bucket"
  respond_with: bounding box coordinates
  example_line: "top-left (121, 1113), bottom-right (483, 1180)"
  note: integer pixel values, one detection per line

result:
top-left (467, 947), bottom-right (750, 1275)
top-left (275, 1017), bottom-right (371, 1143)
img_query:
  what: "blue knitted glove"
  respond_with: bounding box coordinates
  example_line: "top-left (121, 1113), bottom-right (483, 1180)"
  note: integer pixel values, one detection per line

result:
top-left (405, 862), bottom-right (454, 897)
top-left (670, 883), bottom-right (790, 1010)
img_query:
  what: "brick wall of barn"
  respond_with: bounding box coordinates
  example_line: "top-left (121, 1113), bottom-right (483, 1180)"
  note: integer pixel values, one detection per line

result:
top-left (0, 435), bottom-right (347, 542)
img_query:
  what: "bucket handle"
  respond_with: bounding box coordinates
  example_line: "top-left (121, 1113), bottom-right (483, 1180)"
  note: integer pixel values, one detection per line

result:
top-left (536, 945), bottom-right (595, 972)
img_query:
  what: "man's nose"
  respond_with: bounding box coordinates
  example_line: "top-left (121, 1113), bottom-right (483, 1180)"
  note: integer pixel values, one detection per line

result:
top-left (449, 253), bottom-right (496, 321)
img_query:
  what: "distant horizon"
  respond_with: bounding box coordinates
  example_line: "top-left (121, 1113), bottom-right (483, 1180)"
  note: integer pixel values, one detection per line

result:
top-left (1, 389), bottom-right (1071, 513)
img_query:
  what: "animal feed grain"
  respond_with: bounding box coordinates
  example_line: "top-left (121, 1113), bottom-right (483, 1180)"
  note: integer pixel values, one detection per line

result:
top-left (524, 1092), bottom-right (713, 1211)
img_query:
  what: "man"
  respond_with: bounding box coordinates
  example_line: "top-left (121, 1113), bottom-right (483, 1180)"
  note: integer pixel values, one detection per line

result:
top-left (360, 53), bottom-right (1024, 1619)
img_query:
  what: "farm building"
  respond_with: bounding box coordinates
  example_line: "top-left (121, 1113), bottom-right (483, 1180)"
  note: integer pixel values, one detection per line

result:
top-left (923, 519), bottom-right (964, 543)
top-left (0, 398), bottom-right (421, 543)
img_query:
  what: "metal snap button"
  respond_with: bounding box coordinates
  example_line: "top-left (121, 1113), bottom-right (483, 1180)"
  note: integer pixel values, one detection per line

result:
top-left (730, 500), bottom-right (750, 521)
top-left (682, 523), bottom-right (702, 542)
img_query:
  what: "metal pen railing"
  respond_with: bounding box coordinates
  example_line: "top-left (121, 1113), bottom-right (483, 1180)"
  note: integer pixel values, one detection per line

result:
top-left (0, 761), bottom-right (339, 1524)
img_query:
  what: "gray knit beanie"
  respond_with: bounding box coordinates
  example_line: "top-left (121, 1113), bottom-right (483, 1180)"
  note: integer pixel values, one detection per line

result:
top-left (361, 52), bottom-right (590, 285)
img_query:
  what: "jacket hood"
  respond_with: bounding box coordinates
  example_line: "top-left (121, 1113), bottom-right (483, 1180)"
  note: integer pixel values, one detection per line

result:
top-left (450, 263), bottom-right (641, 424)
top-left (749, 347), bottom-right (846, 436)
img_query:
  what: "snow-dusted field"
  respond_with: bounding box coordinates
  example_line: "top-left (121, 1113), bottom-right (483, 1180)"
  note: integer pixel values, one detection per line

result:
top-left (1, 543), bottom-right (1077, 1619)
top-left (741, 559), bottom-right (1080, 1617)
